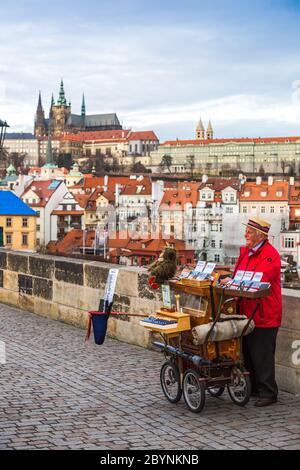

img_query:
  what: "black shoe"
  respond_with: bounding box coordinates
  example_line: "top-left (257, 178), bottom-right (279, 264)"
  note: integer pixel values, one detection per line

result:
top-left (254, 397), bottom-right (277, 407)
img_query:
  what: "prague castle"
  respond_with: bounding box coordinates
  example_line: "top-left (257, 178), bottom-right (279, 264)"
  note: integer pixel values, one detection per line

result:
top-left (34, 80), bottom-right (122, 137)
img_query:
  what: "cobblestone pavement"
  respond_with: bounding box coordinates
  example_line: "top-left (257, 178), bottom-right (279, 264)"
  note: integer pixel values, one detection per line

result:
top-left (0, 304), bottom-right (299, 450)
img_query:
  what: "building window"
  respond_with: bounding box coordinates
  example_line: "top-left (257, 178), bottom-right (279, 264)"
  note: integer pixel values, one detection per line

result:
top-left (211, 240), bottom-right (216, 248)
top-left (22, 234), bottom-right (28, 246)
top-left (220, 240), bottom-right (223, 248)
top-left (211, 224), bottom-right (218, 231)
top-left (261, 207), bottom-right (266, 214)
top-left (6, 218), bottom-right (12, 227)
top-left (242, 206), bottom-right (247, 214)
top-left (226, 207), bottom-right (233, 213)
top-left (284, 238), bottom-right (294, 248)
top-left (270, 206), bottom-right (275, 213)
top-left (22, 218), bottom-right (28, 228)
top-left (280, 207), bottom-right (285, 214)
top-left (214, 254), bottom-right (220, 262)
top-left (220, 224), bottom-right (223, 232)
top-left (6, 233), bottom-right (12, 245)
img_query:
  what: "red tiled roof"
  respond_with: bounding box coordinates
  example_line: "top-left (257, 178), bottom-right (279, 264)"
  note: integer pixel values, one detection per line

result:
top-left (119, 178), bottom-right (152, 196)
top-left (47, 229), bottom-right (95, 255)
top-left (22, 180), bottom-right (63, 207)
top-left (160, 188), bottom-right (199, 209)
top-left (240, 181), bottom-right (289, 201)
top-left (162, 136), bottom-right (300, 146)
top-left (107, 233), bottom-right (187, 253)
top-left (289, 182), bottom-right (300, 204)
top-left (73, 193), bottom-right (90, 208)
top-left (61, 134), bottom-right (82, 142)
top-left (198, 178), bottom-right (240, 191)
top-left (77, 129), bottom-right (131, 142)
top-left (28, 167), bottom-right (41, 174)
top-left (127, 131), bottom-right (159, 141)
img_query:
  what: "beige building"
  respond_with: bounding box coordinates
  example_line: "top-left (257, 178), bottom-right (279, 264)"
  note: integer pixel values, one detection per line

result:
top-left (149, 135), bottom-right (300, 175)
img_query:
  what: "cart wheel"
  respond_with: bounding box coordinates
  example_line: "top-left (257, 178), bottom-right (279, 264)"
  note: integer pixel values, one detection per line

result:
top-left (160, 361), bottom-right (182, 403)
top-left (207, 386), bottom-right (225, 398)
top-left (227, 367), bottom-right (251, 406)
top-left (183, 369), bottom-right (206, 413)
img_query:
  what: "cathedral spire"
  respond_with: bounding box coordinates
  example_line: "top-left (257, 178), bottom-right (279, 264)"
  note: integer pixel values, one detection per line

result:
top-left (81, 93), bottom-right (86, 117)
top-left (38, 90), bottom-right (43, 109)
top-left (57, 79), bottom-right (67, 106)
top-left (49, 93), bottom-right (55, 119)
top-left (206, 120), bottom-right (214, 140)
top-left (196, 117), bottom-right (205, 140)
top-left (34, 91), bottom-right (46, 137)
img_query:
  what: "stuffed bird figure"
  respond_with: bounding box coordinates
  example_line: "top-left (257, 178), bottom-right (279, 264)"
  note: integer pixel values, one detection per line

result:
top-left (148, 244), bottom-right (177, 289)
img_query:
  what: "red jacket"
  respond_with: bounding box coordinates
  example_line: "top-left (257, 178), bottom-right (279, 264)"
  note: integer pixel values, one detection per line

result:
top-left (233, 240), bottom-right (282, 328)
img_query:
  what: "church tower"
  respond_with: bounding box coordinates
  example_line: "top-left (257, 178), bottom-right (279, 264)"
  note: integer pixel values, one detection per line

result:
top-left (81, 93), bottom-right (86, 118)
top-left (34, 91), bottom-right (46, 137)
top-left (196, 118), bottom-right (205, 140)
top-left (51, 79), bottom-right (71, 136)
top-left (206, 120), bottom-right (214, 140)
top-left (49, 93), bottom-right (55, 121)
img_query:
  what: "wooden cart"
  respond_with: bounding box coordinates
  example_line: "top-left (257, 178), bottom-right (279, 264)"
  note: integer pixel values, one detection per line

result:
top-left (140, 279), bottom-right (271, 413)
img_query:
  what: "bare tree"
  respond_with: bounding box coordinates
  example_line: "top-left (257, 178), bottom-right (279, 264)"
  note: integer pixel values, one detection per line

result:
top-left (159, 154), bottom-right (173, 173)
top-left (259, 164), bottom-right (265, 176)
top-left (186, 155), bottom-right (195, 176)
top-left (280, 159), bottom-right (287, 175)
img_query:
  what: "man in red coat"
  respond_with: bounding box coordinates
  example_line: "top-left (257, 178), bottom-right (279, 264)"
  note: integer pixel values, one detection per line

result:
top-left (226, 217), bottom-right (282, 407)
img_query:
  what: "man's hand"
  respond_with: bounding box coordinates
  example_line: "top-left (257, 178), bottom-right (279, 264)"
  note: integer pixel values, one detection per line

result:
top-left (220, 277), bottom-right (232, 285)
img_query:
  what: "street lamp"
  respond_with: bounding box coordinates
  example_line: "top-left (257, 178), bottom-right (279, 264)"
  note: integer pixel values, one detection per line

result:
top-left (0, 118), bottom-right (9, 151)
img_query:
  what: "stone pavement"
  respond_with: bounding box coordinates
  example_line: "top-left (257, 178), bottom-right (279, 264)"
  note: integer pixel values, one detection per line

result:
top-left (0, 303), bottom-right (299, 451)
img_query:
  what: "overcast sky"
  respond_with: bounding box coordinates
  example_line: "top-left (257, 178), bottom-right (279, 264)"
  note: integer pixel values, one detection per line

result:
top-left (1, 0), bottom-right (300, 141)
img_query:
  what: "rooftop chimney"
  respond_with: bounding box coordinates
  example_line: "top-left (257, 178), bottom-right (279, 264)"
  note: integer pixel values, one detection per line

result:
top-left (256, 176), bottom-right (262, 185)
top-left (202, 174), bottom-right (208, 184)
top-left (104, 174), bottom-right (108, 191)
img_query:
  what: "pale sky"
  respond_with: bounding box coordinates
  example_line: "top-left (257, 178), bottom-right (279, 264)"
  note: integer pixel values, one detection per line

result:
top-left (1, 0), bottom-right (300, 141)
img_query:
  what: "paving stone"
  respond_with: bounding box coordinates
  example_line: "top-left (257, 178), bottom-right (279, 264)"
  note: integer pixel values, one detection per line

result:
top-left (0, 303), bottom-right (299, 450)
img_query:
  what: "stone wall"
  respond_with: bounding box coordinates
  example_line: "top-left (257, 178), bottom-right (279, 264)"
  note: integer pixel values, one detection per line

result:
top-left (278, 290), bottom-right (300, 395)
top-left (0, 249), bottom-right (161, 349)
top-left (0, 249), bottom-right (299, 395)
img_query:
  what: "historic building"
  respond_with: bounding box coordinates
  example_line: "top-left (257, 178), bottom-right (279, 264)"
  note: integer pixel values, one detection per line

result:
top-left (149, 133), bottom-right (300, 175)
top-left (34, 80), bottom-right (122, 137)
top-left (196, 118), bottom-right (214, 140)
top-left (0, 191), bottom-right (37, 251)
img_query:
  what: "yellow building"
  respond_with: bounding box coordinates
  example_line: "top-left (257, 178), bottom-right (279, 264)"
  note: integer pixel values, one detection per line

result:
top-left (0, 191), bottom-right (37, 251)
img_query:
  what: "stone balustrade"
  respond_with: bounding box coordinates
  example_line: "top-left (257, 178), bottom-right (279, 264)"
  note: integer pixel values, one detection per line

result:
top-left (0, 249), bottom-right (299, 395)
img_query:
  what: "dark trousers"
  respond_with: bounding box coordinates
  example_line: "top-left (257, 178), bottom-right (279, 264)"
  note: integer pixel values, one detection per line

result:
top-left (242, 327), bottom-right (279, 399)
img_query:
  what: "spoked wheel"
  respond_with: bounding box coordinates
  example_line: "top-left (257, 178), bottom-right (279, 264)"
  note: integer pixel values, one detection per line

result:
top-left (183, 369), bottom-right (206, 413)
top-left (160, 360), bottom-right (182, 403)
top-left (207, 385), bottom-right (225, 398)
top-left (227, 367), bottom-right (251, 406)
